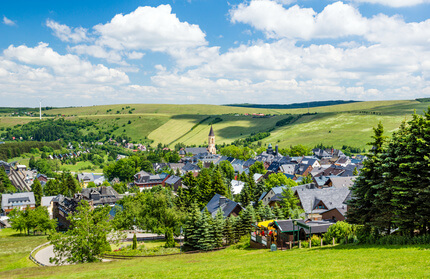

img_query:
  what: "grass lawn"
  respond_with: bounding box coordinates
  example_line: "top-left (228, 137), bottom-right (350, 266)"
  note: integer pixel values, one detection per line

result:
top-left (2, 243), bottom-right (430, 278)
top-left (0, 228), bottom-right (48, 273)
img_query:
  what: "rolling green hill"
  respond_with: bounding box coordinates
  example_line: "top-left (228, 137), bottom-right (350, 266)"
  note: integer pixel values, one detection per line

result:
top-left (1, 100), bottom-right (429, 149)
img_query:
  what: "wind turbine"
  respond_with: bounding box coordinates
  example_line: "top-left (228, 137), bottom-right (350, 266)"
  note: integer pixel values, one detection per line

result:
top-left (39, 98), bottom-right (45, 120)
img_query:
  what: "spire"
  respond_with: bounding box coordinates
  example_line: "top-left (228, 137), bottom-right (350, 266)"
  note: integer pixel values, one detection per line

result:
top-left (209, 125), bottom-right (215, 136)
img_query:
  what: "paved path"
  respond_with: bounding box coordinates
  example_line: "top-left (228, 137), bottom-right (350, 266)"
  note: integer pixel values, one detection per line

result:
top-left (34, 233), bottom-right (177, 266)
top-left (34, 244), bottom-right (57, 266)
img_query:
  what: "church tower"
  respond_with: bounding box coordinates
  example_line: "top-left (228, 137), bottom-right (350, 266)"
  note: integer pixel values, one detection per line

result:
top-left (208, 126), bottom-right (216, 154)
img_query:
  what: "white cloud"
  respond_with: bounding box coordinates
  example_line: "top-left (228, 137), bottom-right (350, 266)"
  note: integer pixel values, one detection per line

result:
top-left (3, 16), bottom-right (16, 26)
top-left (230, 1), bottom-right (430, 46)
top-left (348, 0), bottom-right (430, 7)
top-left (0, 43), bottom-right (131, 106)
top-left (68, 45), bottom-right (125, 64)
top-left (46, 19), bottom-right (90, 43)
top-left (126, 51), bottom-right (144, 60)
top-left (93, 5), bottom-right (207, 52)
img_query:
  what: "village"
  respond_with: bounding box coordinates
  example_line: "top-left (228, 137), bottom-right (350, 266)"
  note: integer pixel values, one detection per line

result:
top-left (0, 125), bottom-right (363, 255)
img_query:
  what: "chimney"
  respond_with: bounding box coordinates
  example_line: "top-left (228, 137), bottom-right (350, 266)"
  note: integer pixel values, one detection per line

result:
top-left (275, 145), bottom-right (279, 155)
top-left (219, 196), bottom-right (226, 206)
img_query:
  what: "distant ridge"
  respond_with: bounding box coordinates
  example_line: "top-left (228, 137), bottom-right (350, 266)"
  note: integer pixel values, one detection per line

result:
top-left (225, 100), bottom-right (360, 110)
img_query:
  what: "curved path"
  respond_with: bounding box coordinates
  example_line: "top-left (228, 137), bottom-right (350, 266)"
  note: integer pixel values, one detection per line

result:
top-left (34, 232), bottom-right (172, 266)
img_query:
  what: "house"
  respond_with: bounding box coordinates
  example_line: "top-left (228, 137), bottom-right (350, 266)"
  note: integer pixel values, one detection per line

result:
top-left (253, 173), bottom-right (264, 184)
top-left (0, 160), bottom-right (12, 174)
top-left (335, 156), bottom-right (351, 167)
top-left (134, 171), bottom-right (169, 189)
top-left (0, 216), bottom-right (11, 229)
top-left (280, 164), bottom-right (296, 175)
top-left (260, 186), bottom-right (287, 206)
top-left (53, 186), bottom-right (122, 230)
top-left (164, 175), bottom-right (182, 191)
top-left (1, 192), bottom-right (36, 214)
top-left (300, 157), bottom-right (321, 168)
top-left (37, 174), bottom-right (49, 184)
top-left (295, 187), bottom-right (350, 221)
top-left (204, 193), bottom-right (242, 218)
top-left (77, 173), bottom-right (106, 187)
top-left (231, 180), bottom-right (245, 195)
top-left (326, 176), bottom-right (357, 189)
top-left (41, 196), bottom-right (57, 219)
top-left (184, 147), bottom-right (208, 155)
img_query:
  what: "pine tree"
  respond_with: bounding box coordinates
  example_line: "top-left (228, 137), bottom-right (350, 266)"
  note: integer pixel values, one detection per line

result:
top-left (239, 205), bottom-right (256, 237)
top-left (211, 168), bottom-right (227, 197)
top-left (224, 216), bottom-right (235, 245)
top-left (132, 233), bottom-right (137, 249)
top-left (164, 228), bottom-right (175, 248)
top-left (196, 208), bottom-right (214, 251)
top-left (353, 167), bottom-right (359, 176)
top-left (183, 203), bottom-right (201, 251)
top-left (213, 209), bottom-right (225, 248)
top-left (273, 204), bottom-right (284, 219)
top-left (197, 169), bottom-right (212, 206)
top-left (348, 122), bottom-right (386, 230)
top-left (32, 179), bottom-right (43, 207)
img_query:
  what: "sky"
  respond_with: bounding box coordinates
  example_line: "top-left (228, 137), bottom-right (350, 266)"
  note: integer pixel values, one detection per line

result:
top-left (1, 0), bottom-right (430, 107)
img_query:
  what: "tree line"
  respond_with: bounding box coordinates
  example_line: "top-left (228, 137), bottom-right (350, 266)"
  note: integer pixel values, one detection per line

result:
top-left (348, 108), bottom-right (430, 237)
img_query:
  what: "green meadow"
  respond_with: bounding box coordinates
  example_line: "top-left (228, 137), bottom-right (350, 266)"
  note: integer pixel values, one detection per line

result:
top-left (1, 100), bottom-right (429, 149)
top-left (2, 241), bottom-right (430, 278)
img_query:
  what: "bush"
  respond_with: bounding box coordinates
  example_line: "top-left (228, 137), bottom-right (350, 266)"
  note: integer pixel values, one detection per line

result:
top-left (301, 240), bottom-right (309, 248)
top-left (232, 235), bottom-right (250, 250)
top-left (310, 235), bottom-right (321, 247)
top-left (323, 221), bottom-right (353, 244)
top-left (164, 228), bottom-right (176, 248)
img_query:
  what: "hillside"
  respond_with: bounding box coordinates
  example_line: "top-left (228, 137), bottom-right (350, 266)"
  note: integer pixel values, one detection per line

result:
top-left (1, 100), bottom-right (429, 149)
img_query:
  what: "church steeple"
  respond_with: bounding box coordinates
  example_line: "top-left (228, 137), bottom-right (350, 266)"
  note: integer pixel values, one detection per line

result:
top-left (208, 126), bottom-right (216, 154)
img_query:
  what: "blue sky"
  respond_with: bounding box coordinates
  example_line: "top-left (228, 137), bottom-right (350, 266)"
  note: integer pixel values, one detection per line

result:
top-left (1, 0), bottom-right (430, 107)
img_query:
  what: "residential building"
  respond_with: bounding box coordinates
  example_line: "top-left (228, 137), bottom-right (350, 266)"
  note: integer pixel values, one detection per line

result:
top-left (1, 192), bottom-right (36, 214)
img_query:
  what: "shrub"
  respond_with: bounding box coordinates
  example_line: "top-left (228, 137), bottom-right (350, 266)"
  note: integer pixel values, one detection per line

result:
top-left (232, 235), bottom-right (250, 250)
top-left (310, 235), bottom-right (321, 247)
top-left (323, 221), bottom-right (353, 244)
top-left (301, 240), bottom-right (309, 248)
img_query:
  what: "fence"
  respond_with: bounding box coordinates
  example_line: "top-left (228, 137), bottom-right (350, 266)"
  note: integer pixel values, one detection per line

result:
top-left (29, 242), bottom-right (50, 267)
top-left (102, 246), bottom-right (227, 260)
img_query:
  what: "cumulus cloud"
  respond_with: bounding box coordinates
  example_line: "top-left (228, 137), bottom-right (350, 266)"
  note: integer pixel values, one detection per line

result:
top-left (46, 19), bottom-right (90, 43)
top-left (93, 5), bottom-right (207, 52)
top-left (0, 43), bottom-right (131, 106)
top-left (348, 0), bottom-right (430, 7)
top-left (230, 1), bottom-right (430, 46)
top-left (3, 16), bottom-right (16, 26)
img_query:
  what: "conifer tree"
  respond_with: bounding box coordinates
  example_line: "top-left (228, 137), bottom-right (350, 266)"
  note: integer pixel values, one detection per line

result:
top-left (224, 216), bottom-right (235, 245)
top-left (196, 208), bottom-right (214, 251)
top-left (239, 205), bottom-right (256, 237)
top-left (348, 122), bottom-right (386, 229)
top-left (183, 203), bottom-right (201, 251)
top-left (32, 179), bottom-right (43, 207)
top-left (164, 228), bottom-right (175, 248)
top-left (197, 169), bottom-right (212, 206)
top-left (132, 233), bottom-right (137, 249)
top-left (273, 204), bottom-right (284, 219)
top-left (211, 168), bottom-right (227, 197)
top-left (213, 209), bottom-right (225, 248)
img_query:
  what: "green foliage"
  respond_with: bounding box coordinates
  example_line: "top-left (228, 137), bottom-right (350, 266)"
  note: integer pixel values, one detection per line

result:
top-left (132, 233), bottom-right (137, 250)
top-left (280, 144), bottom-right (312, 156)
top-left (232, 132), bottom-right (271, 147)
top-left (213, 209), bottom-right (225, 248)
top-left (323, 221), bottom-right (353, 244)
top-left (265, 173), bottom-right (297, 189)
top-left (196, 208), bottom-right (214, 251)
top-left (31, 179), bottom-right (43, 207)
top-left (248, 161), bottom-right (266, 175)
top-left (164, 228), bottom-right (175, 248)
top-left (299, 174), bottom-right (313, 185)
top-left (0, 141), bottom-right (60, 161)
top-left (0, 167), bottom-right (15, 194)
top-left (219, 145), bottom-right (255, 160)
top-left (9, 207), bottom-right (56, 235)
top-left (49, 200), bottom-right (115, 264)
top-left (281, 187), bottom-right (303, 219)
top-left (310, 235), bottom-right (322, 247)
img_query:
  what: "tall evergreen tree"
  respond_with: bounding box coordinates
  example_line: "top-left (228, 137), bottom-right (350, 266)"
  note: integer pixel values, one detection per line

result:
top-left (197, 169), bottom-right (212, 206)
top-left (213, 209), bottom-right (225, 248)
top-left (211, 168), bottom-right (227, 197)
top-left (183, 203), bottom-right (201, 251)
top-left (224, 216), bottom-right (235, 245)
top-left (196, 208), bottom-right (214, 251)
top-left (32, 179), bottom-right (43, 207)
top-left (348, 122), bottom-right (387, 230)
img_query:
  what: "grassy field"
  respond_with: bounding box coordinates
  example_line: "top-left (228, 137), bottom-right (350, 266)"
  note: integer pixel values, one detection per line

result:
top-left (2, 243), bottom-right (430, 278)
top-left (1, 100), bottom-right (429, 149)
top-left (0, 228), bottom-right (47, 273)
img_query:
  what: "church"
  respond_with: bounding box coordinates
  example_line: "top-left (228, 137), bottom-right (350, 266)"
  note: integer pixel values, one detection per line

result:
top-left (208, 125), bottom-right (216, 155)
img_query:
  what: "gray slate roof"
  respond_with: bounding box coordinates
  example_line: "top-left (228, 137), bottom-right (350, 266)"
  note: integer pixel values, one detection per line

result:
top-left (1, 192), bottom-right (35, 208)
top-left (296, 187), bottom-right (350, 213)
top-left (185, 147), bottom-right (208, 155)
top-left (204, 193), bottom-right (242, 218)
